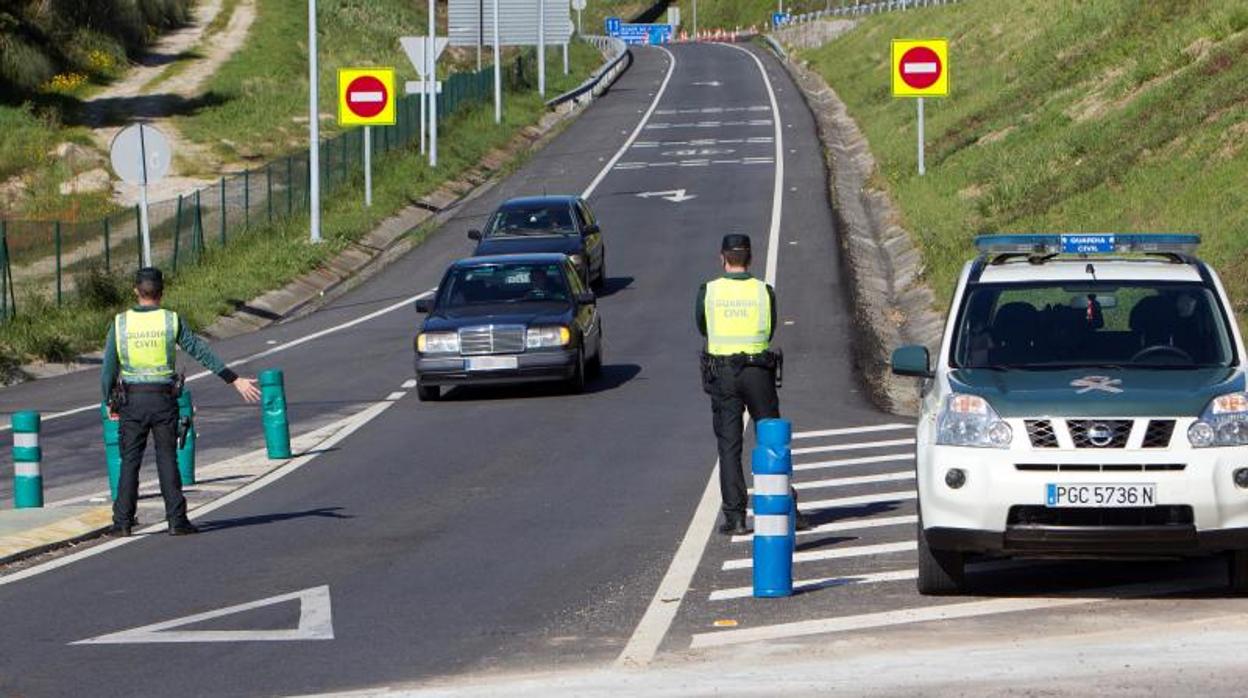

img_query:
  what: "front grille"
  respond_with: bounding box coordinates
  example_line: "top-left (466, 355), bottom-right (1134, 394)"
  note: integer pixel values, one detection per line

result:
top-left (457, 325), bottom-right (526, 356)
top-left (1015, 463), bottom-right (1185, 472)
top-left (1142, 420), bottom-right (1176, 449)
top-left (1068, 419), bottom-right (1132, 448)
top-left (1025, 420), bottom-right (1059, 448)
top-left (1007, 505), bottom-right (1193, 527)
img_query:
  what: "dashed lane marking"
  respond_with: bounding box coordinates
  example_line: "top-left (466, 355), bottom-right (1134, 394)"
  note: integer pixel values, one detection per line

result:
top-left (793, 438), bottom-right (916, 455)
top-left (731, 514), bottom-right (918, 543)
top-left (644, 120), bottom-right (773, 130)
top-left (708, 569), bottom-right (919, 601)
top-left (722, 541), bottom-right (916, 571)
top-left (792, 453), bottom-right (913, 472)
top-left (654, 106), bottom-right (770, 114)
top-left (401, 379), bottom-right (417, 389)
top-left (613, 158), bottom-right (774, 170)
top-left (385, 392), bottom-right (406, 401)
top-left (794, 424), bottom-right (913, 439)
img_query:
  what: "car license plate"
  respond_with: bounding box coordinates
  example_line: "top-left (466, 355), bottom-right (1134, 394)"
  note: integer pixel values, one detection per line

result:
top-left (1045, 483), bottom-right (1156, 508)
top-left (466, 356), bottom-right (518, 371)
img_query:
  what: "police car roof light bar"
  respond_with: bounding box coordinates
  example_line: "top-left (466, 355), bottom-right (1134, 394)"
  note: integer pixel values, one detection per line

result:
top-left (974, 233), bottom-right (1201, 258)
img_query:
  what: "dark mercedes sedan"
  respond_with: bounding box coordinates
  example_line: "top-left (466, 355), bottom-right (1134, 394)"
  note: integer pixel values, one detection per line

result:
top-left (468, 195), bottom-right (606, 290)
top-left (413, 253), bottom-right (604, 401)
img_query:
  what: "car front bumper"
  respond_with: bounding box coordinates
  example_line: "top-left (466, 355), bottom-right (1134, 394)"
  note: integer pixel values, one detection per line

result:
top-left (415, 350), bottom-right (577, 387)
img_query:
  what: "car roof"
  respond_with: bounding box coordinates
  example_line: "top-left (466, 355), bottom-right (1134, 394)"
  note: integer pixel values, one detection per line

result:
top-left (975, 258), bottom-right (1204, 284)
top-left (452, 253), bottom-right (569, 267)
top-left (498, 195), bottom-right (579, 208)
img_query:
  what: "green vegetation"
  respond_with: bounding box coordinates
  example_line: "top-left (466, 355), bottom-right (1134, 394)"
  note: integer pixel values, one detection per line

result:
top-left (0, 44), bottom-right (599, 362)
top-left (583, 1), bottom-right (650, 33)
top-left (799, 0), bottom-right (1248, 320)
top-left (675, 0), bottom-right (835, 31)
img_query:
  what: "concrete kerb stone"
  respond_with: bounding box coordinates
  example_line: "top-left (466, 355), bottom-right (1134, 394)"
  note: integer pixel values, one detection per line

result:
top-left (764, 28), bottom-right (943, 416)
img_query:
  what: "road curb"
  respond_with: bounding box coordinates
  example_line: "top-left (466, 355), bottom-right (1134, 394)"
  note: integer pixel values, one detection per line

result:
top-left (0, 506), bottom-right (112, 566)
top-left (763, 28), bottom-right (943, 416)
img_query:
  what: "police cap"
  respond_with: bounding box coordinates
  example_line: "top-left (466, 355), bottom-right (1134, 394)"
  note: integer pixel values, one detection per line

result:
top-left (134, 267), bottom-right (164, 292)
top-left (721, 234), bottom-right (752, 252)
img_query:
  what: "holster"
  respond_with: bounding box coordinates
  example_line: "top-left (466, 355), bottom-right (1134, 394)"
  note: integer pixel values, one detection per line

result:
top-left (108, 380), bottom-right (128, 413)
top-left (171, 373), bottom-right (185, 399)
top-left (177, 415), bottom-right (192, 449)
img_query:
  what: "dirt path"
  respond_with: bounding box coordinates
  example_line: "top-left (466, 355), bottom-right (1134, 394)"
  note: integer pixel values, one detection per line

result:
top-left (80, 0), bottom-right (258, 207)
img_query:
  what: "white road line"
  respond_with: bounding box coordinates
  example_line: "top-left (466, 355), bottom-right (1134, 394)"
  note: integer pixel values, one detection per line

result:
top-left (709, 568), bottom-right (918, 601)
top-left (385, 391), bottom-right (405, 401)
top-left (582, 46), bottom-right (676, 200)
top-left (792, 471), bottom-right (914, 490)
top-left (731, 514), bottom-right (918, 543)
top-left (793, 424), bottom-right (913, 439)
top-left (793, 438), bottom-right (915, 455)
top-left (0, 290), bottom-right (437, 431)
top-left (793, 453), bottom-right (913, 472)
top-left (401, 379), bottom-right (417, 389)
top-left (758, 489), bottom-right (916, 515)
top-left (723, 541), bottom-right (915, 570)
top-left (617, 42), bottom-right (786, 669)
top-left (0, 398), bottom-right (399, 588)
top-left (690, 578), bottom-right (1221, 649)
top-left (679, 160), bottom-right (709, 167)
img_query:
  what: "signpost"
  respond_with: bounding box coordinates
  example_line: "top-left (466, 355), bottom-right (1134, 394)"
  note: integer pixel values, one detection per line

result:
top-left (337, 67), bottom-right (395, 207)
top-left (400, 36), bottom-right (448, 167)
top-left (605, 16), bottom-right (622, 36)
top-left (109, 124), bottom-right (172, 267)
top-left (572, 0), bottom-right (585, 34)
top-left (891, 38), bottom-right (949, 176)
top-left (308, 0), bottom-right (321, 243)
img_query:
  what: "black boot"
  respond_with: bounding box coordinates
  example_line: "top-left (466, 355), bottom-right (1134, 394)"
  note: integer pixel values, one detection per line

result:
top-left (168, 520), bottom-right (200, 536)
top-left (795, 511), bottom-right (813, 531)
top-left (718, 512), bottom-right (750, 536)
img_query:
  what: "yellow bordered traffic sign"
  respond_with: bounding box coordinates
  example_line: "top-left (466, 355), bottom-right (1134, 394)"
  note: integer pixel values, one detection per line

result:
top-left (337, 67), bottom-right (396, 126)
top-left (891, 39), bottom-right (948, 98)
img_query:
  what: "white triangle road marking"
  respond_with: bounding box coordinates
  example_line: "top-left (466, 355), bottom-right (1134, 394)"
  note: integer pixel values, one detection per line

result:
top-left (71, 586), bottom-right (334, 645)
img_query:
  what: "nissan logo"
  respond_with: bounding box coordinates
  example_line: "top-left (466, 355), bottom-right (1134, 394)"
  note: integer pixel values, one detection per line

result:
top-left (1087, 423), bottom-right (1114, 447)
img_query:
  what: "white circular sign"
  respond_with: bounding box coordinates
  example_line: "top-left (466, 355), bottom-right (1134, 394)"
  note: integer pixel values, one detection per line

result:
top-left (110, 124), bottom-right (172, 186)
top-left (571, 0), bottom-right (586, 10)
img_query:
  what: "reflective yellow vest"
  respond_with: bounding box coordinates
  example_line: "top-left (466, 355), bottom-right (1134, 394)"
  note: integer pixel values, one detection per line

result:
top-left (705, 277), bottom-right (771, 356)
top-left (115, 309), bottom-right (179, 383)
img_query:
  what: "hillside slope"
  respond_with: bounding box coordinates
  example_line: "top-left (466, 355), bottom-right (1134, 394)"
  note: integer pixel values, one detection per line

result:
top-left (799, 0), bottom-right (1248, 317)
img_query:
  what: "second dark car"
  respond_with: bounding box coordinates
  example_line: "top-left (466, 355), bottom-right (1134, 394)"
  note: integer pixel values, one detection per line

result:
top-left (468, 196), bottom-right (606, 290)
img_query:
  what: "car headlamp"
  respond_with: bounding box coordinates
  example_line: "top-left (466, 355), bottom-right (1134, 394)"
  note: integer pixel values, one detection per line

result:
top-left (936, 394), bottom-right (1012, 448)
top-left (526, 326), bottom-right (571, 349)
top-left (1189, 392), bottom-right (1248, 448)
top-left (417, 331), bottom-right (460, 354)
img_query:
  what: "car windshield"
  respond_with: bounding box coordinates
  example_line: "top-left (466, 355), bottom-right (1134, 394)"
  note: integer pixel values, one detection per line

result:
top-left (952, 281), bottom-right (1236, 369)
top-left (438, 263), bottom-right (570, 308)
top-left (484, 204), bottom-right (577, 237)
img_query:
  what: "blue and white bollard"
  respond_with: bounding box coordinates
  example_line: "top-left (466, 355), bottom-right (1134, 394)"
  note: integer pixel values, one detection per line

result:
top-left (12, 411), bottom-right (43, 508)
top-left (752, 418), bottom-right (793, 598)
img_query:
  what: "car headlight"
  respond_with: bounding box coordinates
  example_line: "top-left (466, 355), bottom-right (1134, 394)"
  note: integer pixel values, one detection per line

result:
top-left (568, 254), bottom-right (585, 268)
top-left (936, 394), bottom-right (1012, 448)
top-left (526, 326), bottom-right (571, 349)
top-left (417, 331), bottom-right (460, 354)
top-left (1189, 392), bottom-right (1248, 448)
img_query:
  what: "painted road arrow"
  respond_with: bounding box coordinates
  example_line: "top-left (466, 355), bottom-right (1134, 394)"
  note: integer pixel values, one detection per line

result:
top-left (636, 189), bottom-right (697, 203)
top-left (71, 586), bottom-right (334, 645)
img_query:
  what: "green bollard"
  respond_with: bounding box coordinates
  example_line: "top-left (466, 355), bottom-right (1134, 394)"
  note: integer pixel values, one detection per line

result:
top-left (177, 388), bottom-right (196, 485)
top-left (12, 411), bottom-right (42, 508)
top-left (259, 369), bottom-right (292, 459)
top-left (101, 403), bottom-right (121, 501)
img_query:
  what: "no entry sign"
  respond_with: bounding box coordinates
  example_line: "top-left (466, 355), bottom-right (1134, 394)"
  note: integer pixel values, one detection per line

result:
top-left (338, 67), bottom-right (397, 126)
top-left (891, 39), bottom-right (949, 98)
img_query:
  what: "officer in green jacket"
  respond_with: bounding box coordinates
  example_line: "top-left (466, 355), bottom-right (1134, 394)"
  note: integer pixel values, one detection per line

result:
top-left (102, 268), bottom-right (261, 537)
top-left (697, 234), bottom-right (809, 535)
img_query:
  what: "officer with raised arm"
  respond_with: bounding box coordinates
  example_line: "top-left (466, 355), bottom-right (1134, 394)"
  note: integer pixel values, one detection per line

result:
top-left (102, 268), bottom-right (261, 537)
top-left (697, 235), bottom-right (809, 535)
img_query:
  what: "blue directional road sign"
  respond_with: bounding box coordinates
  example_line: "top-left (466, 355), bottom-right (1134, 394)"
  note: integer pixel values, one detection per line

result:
top-left (615, 22), bottom-right (673, 45)
top-left (605, 17), bottom-right (622, 36)
top-left (772, 12), bottom-right (791, 28)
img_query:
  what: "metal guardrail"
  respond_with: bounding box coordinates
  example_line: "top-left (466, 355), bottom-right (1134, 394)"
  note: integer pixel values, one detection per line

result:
top-left (785, 0), bottom-right (958, 24)
top-left (545, 36), bottom-right (631, 109)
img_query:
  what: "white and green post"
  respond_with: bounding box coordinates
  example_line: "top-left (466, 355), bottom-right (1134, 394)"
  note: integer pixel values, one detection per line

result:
top-left (12, 411), bottom-right (42, 508)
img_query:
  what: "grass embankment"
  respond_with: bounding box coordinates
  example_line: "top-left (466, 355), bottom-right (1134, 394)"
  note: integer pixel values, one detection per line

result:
top-left (0, 40), bottom-right (599, 362)
top-left (799, 0), bottom-right (1248, 320)
top-left (675, 0), bottom-right (834, 31)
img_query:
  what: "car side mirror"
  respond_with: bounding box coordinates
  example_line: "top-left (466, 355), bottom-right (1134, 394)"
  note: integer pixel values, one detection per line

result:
top-left (467, 229), bottom-right (482, 241)
top-left (414, 298), bottom-right (433, 314)
top-left (575, 292), bottom-right (597, 306)
top-left (891, 345), bottom-right (933, 378)
top-left (582, 223), bottom-right (600, 236)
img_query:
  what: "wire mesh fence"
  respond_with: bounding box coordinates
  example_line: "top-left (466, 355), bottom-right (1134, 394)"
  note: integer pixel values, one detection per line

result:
top-left (0, 53), bottom-right (535, 319)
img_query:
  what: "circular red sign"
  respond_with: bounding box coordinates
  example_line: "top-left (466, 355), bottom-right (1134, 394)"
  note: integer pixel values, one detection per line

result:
top-left (899, 46), bottom-right (942, 89)
top-left (346, 75), bottom-right (388, 118)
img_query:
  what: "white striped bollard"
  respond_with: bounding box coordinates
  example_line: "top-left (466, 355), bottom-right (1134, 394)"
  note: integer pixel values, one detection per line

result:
top-left (752, 418), bottom-right (793, 597)
top-left (12, 411), bottom-right (42, 508)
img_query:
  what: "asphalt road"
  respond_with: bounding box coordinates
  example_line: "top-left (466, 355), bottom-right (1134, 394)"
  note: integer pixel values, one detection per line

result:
top-left (0, 42), bottom-right (888, 696)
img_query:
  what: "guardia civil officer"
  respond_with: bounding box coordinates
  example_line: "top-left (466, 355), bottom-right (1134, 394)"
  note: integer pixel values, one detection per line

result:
top-left (102, 268), bottom-right (261, 537)
top-left (697, 235), bottom-right (809, 535)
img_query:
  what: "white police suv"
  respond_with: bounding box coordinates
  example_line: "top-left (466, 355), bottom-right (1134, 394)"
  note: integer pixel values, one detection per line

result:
top-left (892, 234), bottom-right (1248, 595)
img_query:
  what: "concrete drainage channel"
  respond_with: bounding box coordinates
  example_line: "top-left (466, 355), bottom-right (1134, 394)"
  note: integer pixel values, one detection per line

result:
top-left (0, 38), bottom-right (634, 572)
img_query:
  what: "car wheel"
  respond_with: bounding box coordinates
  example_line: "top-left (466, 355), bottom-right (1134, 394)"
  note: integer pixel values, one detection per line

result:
top-left (1228, 550), bottom-right (1248, 594)
top-left (416, 382), bottom-right (440, 402)
top-left (567, 347), bottom-right (586, 394)
top-left (916, 520), bottom-right (965, 596)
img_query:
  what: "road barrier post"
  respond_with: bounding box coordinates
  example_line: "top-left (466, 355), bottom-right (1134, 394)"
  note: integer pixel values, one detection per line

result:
top-left (752, 418), bottom-right (793, 597)
top-left (260, 369), bottom-right (292, 459)
top-left (12, 411), bottom-right (42, 508)
top-left (101, 403), bottom-right (121, 501)
top-left (177, 388), bottom-right (197, 485)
